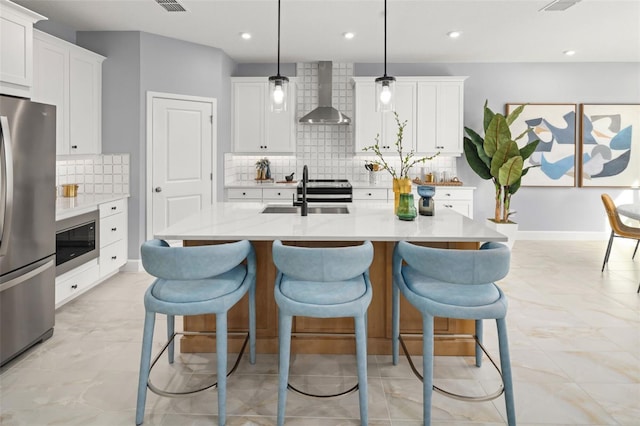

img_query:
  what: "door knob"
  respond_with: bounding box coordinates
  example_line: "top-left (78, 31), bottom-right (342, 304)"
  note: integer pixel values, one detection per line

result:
top-left (155, 187), bottom-right (162, 193)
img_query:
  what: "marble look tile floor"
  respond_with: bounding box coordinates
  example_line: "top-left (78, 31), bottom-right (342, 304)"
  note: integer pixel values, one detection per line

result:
top-left (1, 240), bottom-right (638, 425)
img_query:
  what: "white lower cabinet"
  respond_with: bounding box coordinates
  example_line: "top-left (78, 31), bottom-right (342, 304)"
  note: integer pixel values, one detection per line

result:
top-left (99, 198), bottom-right (128, 278)
top-left (262, 188), bottom-right (296, 202)
top-left (353, 188), bottom-right (388, 201)
top-left (55, 197), bottom-right (128, 308)
top-left (227, 188), bottom-right (262, 202)
top-left (55, 259), bottom-right (99, 307)
top-left (431, 188), bottom-right (474, 218)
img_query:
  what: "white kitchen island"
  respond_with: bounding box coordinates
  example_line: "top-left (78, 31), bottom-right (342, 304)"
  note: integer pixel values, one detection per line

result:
top-left (155, 202), bottom-right (507, 356)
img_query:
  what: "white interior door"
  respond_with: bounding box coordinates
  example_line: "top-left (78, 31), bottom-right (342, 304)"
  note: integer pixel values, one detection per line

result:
top-left (149, 94), bottom-right (216, 236)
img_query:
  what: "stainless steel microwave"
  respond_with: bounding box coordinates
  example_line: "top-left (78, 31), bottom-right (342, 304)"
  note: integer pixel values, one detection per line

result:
top-left (55, 211), bottom-right (99, 276)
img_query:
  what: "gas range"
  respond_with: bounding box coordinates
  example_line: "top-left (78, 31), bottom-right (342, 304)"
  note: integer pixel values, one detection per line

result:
top-left (296, 179), bottom-right (353, 203)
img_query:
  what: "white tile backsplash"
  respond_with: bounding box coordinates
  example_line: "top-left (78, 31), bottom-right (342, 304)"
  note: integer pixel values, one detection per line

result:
top-left (227, 62), bottom-right (458, 185)
top-left (56, 154), bottom-right (130, 196)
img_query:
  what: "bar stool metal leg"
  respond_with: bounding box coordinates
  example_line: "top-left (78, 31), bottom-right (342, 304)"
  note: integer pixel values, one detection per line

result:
top-left (355, 315), bottom-right (369, 426)
top-left (216, 313), bottom-right (228, 425)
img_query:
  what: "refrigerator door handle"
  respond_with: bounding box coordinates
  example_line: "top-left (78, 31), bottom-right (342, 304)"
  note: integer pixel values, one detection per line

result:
top-left (0, 116), bottom-right (15, 257)
top-left (0, 259), bottom-right (54, 293)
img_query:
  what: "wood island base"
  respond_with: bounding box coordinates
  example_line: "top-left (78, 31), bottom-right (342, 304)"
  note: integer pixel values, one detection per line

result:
top-left (180, 240), bottom-right (477, 356)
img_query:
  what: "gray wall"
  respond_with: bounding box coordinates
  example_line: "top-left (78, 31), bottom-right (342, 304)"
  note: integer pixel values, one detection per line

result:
top-left (76, 31), bottom-right (235, 260)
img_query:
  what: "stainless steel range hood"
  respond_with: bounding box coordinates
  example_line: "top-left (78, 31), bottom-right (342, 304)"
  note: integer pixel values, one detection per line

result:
top-left (299, 61), bottom-right (351, 125)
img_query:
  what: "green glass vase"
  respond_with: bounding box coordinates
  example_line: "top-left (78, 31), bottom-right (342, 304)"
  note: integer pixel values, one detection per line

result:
top-left (397, 193), bottom-right (417, 221)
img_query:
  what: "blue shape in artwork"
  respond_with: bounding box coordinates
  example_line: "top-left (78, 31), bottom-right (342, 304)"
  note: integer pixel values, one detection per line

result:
top-left (540, 153), bottom-right (575, 180)
top-left (592, 150), bottom-right (631, 178)
top-left (610, 125), bottom-right (632, 150)
top-left (543, 112), bottom-right (576, 144)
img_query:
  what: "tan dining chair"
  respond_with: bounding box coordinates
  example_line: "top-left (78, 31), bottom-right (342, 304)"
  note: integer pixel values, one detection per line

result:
top-left (600, 194), bottom-right (640, 293)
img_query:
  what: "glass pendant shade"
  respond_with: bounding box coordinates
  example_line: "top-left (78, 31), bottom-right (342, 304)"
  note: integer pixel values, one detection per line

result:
top-left (269, 75), bottom-right (289, 112)
top-left (375, 75), bottom-right (396, 112)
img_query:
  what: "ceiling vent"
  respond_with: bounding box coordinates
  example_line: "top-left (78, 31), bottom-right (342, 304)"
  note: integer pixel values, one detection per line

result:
top-left (155, 0), bottom-right (187, 12)
top-left (540, 0), bottom-right (581, 11)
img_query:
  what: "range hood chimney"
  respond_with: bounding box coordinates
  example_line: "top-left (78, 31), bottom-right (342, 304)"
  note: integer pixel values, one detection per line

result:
top-left (299, 61), bottom-right (351, 125)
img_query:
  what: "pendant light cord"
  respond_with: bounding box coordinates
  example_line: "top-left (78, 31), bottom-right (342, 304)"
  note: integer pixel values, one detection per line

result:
top-left (277, 0), bottom-right (281, 77)
top-left (383, 0), bottom-right (387, 77)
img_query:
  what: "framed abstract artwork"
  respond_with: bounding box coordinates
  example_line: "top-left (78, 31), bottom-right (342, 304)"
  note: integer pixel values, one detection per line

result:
top-left (506, 103), bottom-right (577, 187)
top-left (579, 104), bottom-right (640, 187)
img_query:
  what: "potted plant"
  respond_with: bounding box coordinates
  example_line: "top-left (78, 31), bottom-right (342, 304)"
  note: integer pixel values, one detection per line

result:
top-left (463, 101), bottom-right (539, 247)
top-left (363, 112), bottom-right (439, 212)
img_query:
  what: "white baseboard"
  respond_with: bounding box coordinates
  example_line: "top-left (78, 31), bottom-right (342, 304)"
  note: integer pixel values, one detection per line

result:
top-left (517, 231), bottom-right (609, 241)
top-left (122, 259), bottom-right (143, 272)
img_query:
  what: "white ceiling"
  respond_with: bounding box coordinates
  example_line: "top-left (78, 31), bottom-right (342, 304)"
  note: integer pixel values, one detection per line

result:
top-left (13, 0), bottom-right (640, 63)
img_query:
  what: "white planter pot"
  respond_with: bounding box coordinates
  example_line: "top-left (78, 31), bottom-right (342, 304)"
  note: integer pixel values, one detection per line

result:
top-left (485, 220), bottom-right (518, 250)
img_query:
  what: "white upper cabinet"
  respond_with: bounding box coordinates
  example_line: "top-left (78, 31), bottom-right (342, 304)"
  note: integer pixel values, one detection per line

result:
top-left (416, 78), bottom-right (466, 155)
top-left (32, 30), bottom-right (105, 155)
top-left (0, 0), bottom-right (46, 98)
top-left (353, 80), bottom-right (383, 153)
top-left (353, 80), bottom-right (416, 154)
top-left (353, 76), bottom-right (466, 156)
top-left (232, 77), bottom-right (296, 154)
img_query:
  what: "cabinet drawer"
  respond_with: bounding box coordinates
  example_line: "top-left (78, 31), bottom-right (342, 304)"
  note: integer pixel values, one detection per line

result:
top-left (99, 239), bottom-right (127, 278)
top-left (263, 188), bottom-right (296, 200)
top-left (432, 188), bottom-right (473, 201)
top-left (99, 198), bottom-right (127, 218)
top-left (353, 188), bottom-right (388, 200)
top-left (100, 212), bottom-right (126, 247)
top-left (435, 200), bottom-right (471, 217)
top-left (55, 259), bottom-right (99, 306)
top-left (227, 188), bottom-right (262, 200)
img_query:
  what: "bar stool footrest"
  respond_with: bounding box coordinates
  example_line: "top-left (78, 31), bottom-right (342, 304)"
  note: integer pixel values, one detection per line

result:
top-left (147, 331), bottom-right (249, 398)
top-left (399, 333), bottom-right (505, 402)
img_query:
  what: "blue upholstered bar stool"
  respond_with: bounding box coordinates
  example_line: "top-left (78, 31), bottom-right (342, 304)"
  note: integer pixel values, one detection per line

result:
top-left (272, 240), bottom-right (374, 426)
top-left (392, 241), bottom-right (515, 426)
top-left (136, 239), bottom-right (256, 426)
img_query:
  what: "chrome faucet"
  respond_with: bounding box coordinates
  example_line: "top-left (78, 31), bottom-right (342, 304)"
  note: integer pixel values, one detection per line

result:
top-left (292, 165), bottom-right (309, 216)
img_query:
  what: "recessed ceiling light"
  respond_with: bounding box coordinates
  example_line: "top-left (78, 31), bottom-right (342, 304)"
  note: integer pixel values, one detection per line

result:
top-left (564, 50), bottom-right (576, 56)
top-left (343, 32), bottom-right (355, 40)
top-left (240, 32), bottom-right (251, 40)
top-left (447, 31), bottom-right (462, 39)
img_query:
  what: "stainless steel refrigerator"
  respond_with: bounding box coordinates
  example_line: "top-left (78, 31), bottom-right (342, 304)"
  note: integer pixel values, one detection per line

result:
top-left (0, 94), bottom-right (56, 367)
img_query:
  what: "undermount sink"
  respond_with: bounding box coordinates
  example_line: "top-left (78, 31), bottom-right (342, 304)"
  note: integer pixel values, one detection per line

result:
top-left (261, 205), bottom-right (350, 214)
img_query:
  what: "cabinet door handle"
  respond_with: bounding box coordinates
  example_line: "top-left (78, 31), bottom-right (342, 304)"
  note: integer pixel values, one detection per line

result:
top-left (111, 206), bottom-right (118, 210)
top-left (277, 192), bottom-right (281, 196)
top-left (71, 284), bottom-right (78, 289)
top-left (445, 193), bottom-right (451, 197)
top-left (154, 187), bottom-right (162, 193)
top-left (368, 193), bottom-right (372, 196)
top-left (242, 192), bottom-right (246, 196)
top-left (111, 256), bottom-right (117, 260)
top-left (111, 227), bottom-right (117, 231)
top-left (71, 145), bottom-right (78, 149)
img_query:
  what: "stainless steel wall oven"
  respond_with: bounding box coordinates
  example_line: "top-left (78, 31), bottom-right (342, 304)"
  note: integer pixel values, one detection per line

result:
top-left (55, 211), bottom-right (99, 276)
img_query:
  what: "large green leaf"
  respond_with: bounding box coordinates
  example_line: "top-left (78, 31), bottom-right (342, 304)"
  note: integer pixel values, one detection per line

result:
top-left (485, 115), bottom-right (512, 157)
top-left (490, 139), bottom-right (520, 177)
top-left (506, 104), bottom-right (525, 126)
top-left (463, 137), bottom-right (492, 179)
top-left (519, 139), bottom-right (540, 161)
top-left (498, 156), bottom-right (524, 186)
top-left (483, 100), bottom-right (495, 132)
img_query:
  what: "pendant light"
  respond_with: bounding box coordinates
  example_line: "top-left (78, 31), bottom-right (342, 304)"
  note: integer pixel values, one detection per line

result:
top-left (268, 0), bottom-right (288, 112)
top-left (375, 0), bottom-right (395, 112)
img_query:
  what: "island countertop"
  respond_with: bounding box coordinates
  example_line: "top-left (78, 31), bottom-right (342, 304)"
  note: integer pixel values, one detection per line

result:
top-left (154, 201), bottom-right (507, 242)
